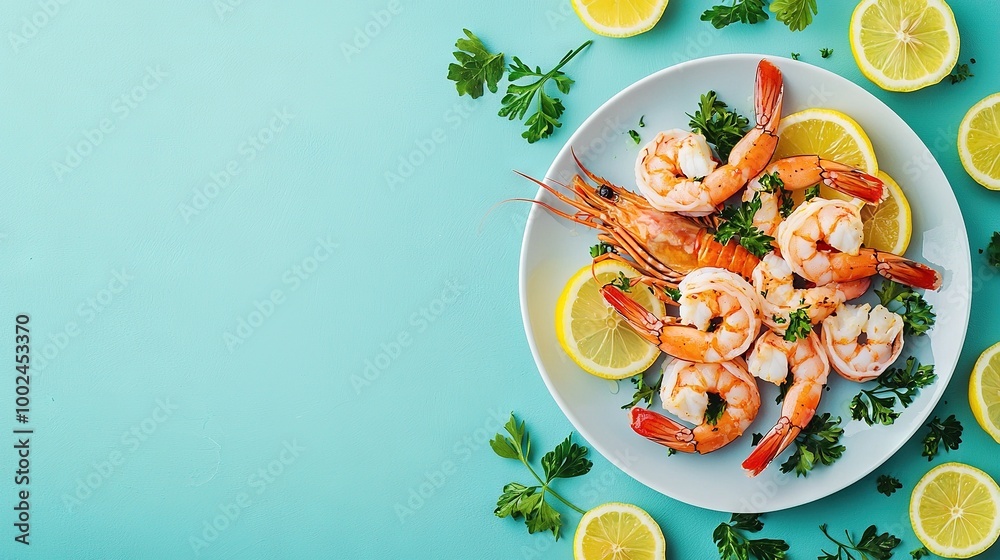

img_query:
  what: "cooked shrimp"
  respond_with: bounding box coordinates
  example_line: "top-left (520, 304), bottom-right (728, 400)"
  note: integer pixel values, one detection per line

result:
top-left (602, 268), bottom-right (761, 363)
top-left (744, 156), bottom-right (886, 236)
top-left (776, 197), bottom-right (942, 290)
top-left (742, 331), bottom-right (829, 476)
top-left (629, 358), bottom-right (761, 454)
top-left (634, 60), bottom-right (784, 215)
top-left (821, 302), bottom-right (904, 382)
top-left (753, 253), bottom-right (870, 332)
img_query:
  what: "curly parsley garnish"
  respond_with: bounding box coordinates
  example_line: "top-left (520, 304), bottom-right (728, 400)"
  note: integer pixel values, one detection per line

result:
top-left (921, 415), bottom-right (963, 461)
top-left (783, 305), bottom-right (812, 342)
top-left (499, 41), bottom-right (591, 144)
top-left (820, 47), bottom-right (834, 59)
top-left (622, 373), bottom-right (663, 410)
top-left (849, 357), bottom-right (936, 425)
top-left (491, 413), bottom-right (592, 540)
top-left (819, 524), bottom-right (900, 560)
top-left (447, 29), bottom-right (506, 99)
top-left (876, 475), bottom-right (902, 497)
top-left (715, 193), bottom-right (775, 259)
top-left (875, 280), bottom-right (936, 336)
top-left (714, 513), bottom-right (789, 560)
top-left (985, 231), bottom-right (1000, 267)
top-left (688, 91), bottom-right (751, 160)
top-left (780, 413), bottom-right (845, 476)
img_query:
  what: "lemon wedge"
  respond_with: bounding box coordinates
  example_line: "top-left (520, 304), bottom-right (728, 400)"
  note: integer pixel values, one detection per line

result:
top-left (574, 502), bottom-right (666, 560)
top-left (571, 0), bottom-right (670, 38)
top-left (555, 260), bottom-right (664, 380)
top-left (850, 0), bottom-right (960, 92)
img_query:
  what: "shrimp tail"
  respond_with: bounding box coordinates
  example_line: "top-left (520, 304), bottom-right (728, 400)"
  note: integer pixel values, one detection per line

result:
top-left (822, 165), bottom-right (887, 204)
top-left (755, 60), bottom-right (784, 133)
top-left (872, 250), bottom-right (943, 290)
top-left (600, 286), bottom-right (664, 346)
top-left (629, 407), bottom-right (696, 453)
top-left (741, 417), bottom-right (801, 477)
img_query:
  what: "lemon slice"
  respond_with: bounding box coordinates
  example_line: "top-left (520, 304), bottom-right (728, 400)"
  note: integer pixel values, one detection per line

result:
top-left (574, 502), bottom-right (666, 560)
top-left (959, 93), bottom-right (1000, 190)
top-left (860, 171), bottom-right (911, 254)
top-left (911, 462), bottom-right (1000, 558)
top-left (850, 0), bottom-right (960, 92)
top-left (969, 342), bottom-right (1000, 443)
top-left (571, 0), bottom-right (669, 38)
top-left (555, 260), bottom-right (664, 380)
top-left (774, 108), bottom-right (878, 204)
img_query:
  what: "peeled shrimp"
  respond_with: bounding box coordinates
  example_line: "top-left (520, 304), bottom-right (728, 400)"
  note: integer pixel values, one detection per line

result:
top-left (629, 358), bottom-right (761, 454)
top-left (821, 302), bottom-right (904, 382)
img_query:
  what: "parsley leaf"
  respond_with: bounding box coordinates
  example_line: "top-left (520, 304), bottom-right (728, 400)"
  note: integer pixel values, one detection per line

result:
top-left (628, 129), bottom-right (641, 144)
top-left (499, 41), bottom-right (591, 144)
top-left (910, 546), bottom-right (931, 559)
top-left (701, 0), bottom-right (769, 29)
top-left (491, 413), bottom-right (591, 540)
top-left (610, 271), bottom-right (633, 292)
top-left (875, 280), bottom-right (936, 336)
top-left (622, 373), bottom-right (663, 410)
top-left (849, 357), bottom-right (936, 425)
top-left (780, 413), bottom-right (845, 476)
top-left (986, 231), bottom-right (1000, 267)
top-left (447, 29), bottom-right (506, 99)
top-left (664, 286), bottom-right (682, 302)
top-left (922, 415), bottom-right (963, 461)
top-left (949, 62), bottom-right (974, 84)
top-left (715, 193), bottom-right (775, 258)
top-left (770, 0), bottom-right (818, 31)
top-left (804, 185), bottom-right (821, 201)
top-left (757, 171), bottom-right (784, 193)
top-left (876, 474), bottom-right (902, 496)
top-left (783, 305), bottom-right (812, 342)
top-left (791, 52), bottom-right (801, 60)
top-left (820, 47), bottom-right (834, 58)
top-left (714, 513), bottom-right (789, 560)
top-left (639, 115), bottom-right (646, 128)
top-left (589, 243), bottom-right (614, 258)
top-left (706, 393), bottom-right (727, 425)
top-left (819, 524), bottom-right (900, 560)
top-left (687, 91), bottom-right (751, 160)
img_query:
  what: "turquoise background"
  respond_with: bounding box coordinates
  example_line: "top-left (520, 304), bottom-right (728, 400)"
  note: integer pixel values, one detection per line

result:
top-left (0, 0), bottom-right (998, 558)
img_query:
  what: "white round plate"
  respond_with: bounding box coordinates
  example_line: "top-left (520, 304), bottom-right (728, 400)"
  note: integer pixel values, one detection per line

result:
top-left (518, 54), bottom-right (971, 512)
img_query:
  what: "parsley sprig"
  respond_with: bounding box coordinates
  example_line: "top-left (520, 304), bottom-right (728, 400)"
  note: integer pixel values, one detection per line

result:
top-left (702, 0), bottom-right (818, 31)
top-left (499, 41), bottom-right (591, 144)
top-left (875, 281), bottom-right (936, 336)
top-left (688, 91), bottom-right (751, 160)
top-left (910, 546), bottom-right (931, 559)
top-left (706, 393), bottom-right (727, 425)
top-left (921, 415), bottom-right (963, 461)
top-left (491, 413), bottom-right (592, 539)
top-left (622, 373), bottom-right (663, 410)
top-left (819, 524), bottom-right (900, 560)
top-left (949, 60), bottom-right (975, 84)
top-left (780, 413), bottom-right (845, 476)
top-left (715, 193), bottom-right (775, 259)
top-left (783, 305), bottom-right (812, 342)
top-left (447, 29), bottom-right (506, 99)
top-left (713, 513), bottom-right (789, 560)
top-left (876, 475), bottom-right (902, 497)
top-left (985, 231), bottom-right (1000, 267)
top-left (701, 0), bottom-right (769, 29)
top-left (849, 357), bottom-right (936, 426)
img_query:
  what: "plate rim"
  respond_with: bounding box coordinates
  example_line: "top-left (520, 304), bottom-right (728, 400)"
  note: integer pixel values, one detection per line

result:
top-left (517, 52), bottom-right (972, 512)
